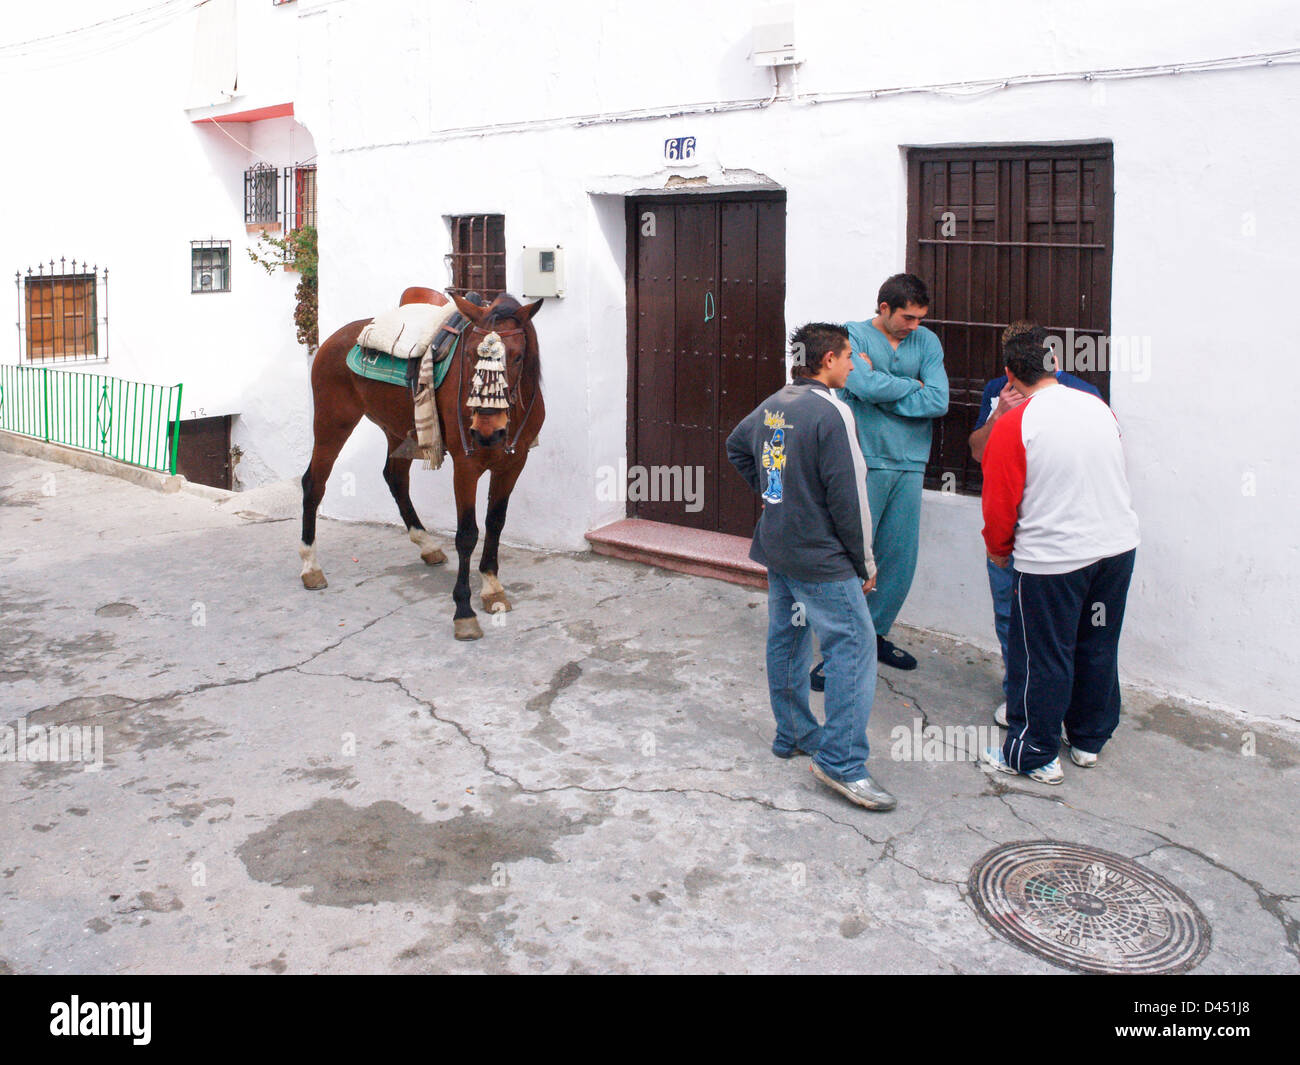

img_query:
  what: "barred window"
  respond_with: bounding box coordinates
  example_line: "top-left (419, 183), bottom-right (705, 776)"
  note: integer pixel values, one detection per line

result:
top-left (192, 240), bottom-right (231, 293)
top-left (244, 164), bottom-right (278, 225)
top-left (20, 261), bottom-right (105, 363)
top-left (446, 214), bottom-right (505, 299)
top-left (286, 164), bottom-right (317, 230)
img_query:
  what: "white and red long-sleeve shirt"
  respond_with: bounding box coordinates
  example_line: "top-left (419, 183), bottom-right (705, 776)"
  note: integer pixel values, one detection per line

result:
top-left (981, 383), bottom-right (1140, 575)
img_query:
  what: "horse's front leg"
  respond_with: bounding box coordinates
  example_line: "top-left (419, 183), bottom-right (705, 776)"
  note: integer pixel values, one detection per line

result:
top-left (452, 461), bottom-right (485, 641)
top-left (479, 462), bottom-right (525, 615)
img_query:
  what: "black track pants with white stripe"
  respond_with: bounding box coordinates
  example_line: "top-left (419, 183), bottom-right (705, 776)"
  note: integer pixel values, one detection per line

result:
top-left (1002, 549), bottom-right (1137, 772)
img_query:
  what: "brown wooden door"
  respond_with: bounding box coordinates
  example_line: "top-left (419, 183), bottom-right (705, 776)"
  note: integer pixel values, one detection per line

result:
top-left (906, 144), bottom-right (1114, 494)
top-left (628, 193), bottom-right (786, 536)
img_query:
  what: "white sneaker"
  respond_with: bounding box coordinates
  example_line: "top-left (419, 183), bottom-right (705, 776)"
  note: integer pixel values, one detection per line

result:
top-left (1062, 737), bottom-right (1098, 767)
top-left (993, 702), bottom-right (1007, 727)
top-left (980, 746), bottom-right (1064, 785)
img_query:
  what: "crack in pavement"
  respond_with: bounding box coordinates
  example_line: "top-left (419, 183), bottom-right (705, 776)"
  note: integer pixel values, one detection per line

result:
top-left (17, 602), bottom-right (414, 724)
top-left (297, 669), bottom-right (892, 848)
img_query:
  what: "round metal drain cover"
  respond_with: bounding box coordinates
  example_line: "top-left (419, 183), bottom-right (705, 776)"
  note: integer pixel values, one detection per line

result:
top-left (969, 841), bottom-right (1210, 974)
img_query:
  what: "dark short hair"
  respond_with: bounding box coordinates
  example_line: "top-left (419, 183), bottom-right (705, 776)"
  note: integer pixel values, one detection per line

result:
top-left (790, 322), bottom-right (850, 379)
top-left (1003, 326), bottom-right (1053, 386)
top-left (877, 273), bottom-right (929, 313)
top-left (1001, 319), bottom-right (1036, 345)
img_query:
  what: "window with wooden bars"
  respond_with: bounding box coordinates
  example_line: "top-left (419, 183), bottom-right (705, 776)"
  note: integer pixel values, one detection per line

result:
top-left (20, 264), bottom-right (103, 362)
top-left (292, 164), bottom-right (316, 230)
top-left (905, 143), bottom-right (1115, 495)
top-left (446, 214), bottom-right (506, 299)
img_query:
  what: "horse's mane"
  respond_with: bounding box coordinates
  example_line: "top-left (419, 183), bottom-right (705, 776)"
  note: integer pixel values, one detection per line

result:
top-left (485, 294), bottom-right (541, 393)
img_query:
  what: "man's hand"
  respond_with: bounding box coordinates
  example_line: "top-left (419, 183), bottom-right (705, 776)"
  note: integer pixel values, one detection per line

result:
top-left (993, 381), bottom-right (1027, 419)
top-left (987, 553), bottom-right (1010, 569)
top-left (862, 575), bottom-right (877, 595)
top-left (856, 352), bottom-right (873, 370)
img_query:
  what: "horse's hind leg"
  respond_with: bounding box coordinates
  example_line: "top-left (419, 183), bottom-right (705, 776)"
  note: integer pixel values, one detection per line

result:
top-left (300, 409), bottom-right (362, 590)
top-left (382, 432), bottom-right (446, 566)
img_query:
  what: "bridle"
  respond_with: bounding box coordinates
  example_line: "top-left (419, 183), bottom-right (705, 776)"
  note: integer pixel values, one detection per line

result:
top-left (455, 320), bottom-right (540, 456)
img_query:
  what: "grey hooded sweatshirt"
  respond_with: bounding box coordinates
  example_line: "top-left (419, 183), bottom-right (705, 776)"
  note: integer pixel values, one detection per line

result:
top-left (726, 377), bottom-right (876, 584)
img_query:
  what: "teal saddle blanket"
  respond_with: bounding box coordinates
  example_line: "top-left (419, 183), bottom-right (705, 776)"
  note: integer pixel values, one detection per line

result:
top-left (345, 342), bottom-right (454, 389)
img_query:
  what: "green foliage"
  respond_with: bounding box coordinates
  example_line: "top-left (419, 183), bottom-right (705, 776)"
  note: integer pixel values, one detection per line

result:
top-left (248, 225), bottom-right (319, 352)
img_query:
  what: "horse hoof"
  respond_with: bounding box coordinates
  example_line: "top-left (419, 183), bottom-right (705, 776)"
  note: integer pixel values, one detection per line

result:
top-left (421, 548), bottom-right (447, 566)
top-left (302, 569), bottom-right (328, 590)
top-left (454, 617), bottom-right (484, 641)
top-left (482, 591), bottom-right (512, 613)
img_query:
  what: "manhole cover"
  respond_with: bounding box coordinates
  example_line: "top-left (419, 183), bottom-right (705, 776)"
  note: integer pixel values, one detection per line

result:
top-left (969, 841), bottom-right (1210, 974)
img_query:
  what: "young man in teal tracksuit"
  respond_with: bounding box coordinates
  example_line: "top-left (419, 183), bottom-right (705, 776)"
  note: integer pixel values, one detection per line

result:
top-left (811, 274), bottom-right (948, 685)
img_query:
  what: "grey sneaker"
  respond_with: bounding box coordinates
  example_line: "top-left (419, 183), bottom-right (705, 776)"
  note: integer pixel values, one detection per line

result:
top-left (993, 701), bottom-right (1008, 727)
top-left (809, 762), bottom-right (897, 811)
top-left (980, 746), bottom-right (1064, 785)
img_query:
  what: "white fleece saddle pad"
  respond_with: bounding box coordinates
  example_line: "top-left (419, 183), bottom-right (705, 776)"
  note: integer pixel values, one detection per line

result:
top-left (356, 301), bottom-right (457, 361)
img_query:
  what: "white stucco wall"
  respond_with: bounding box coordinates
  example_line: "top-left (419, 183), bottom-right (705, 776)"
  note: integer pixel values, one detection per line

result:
top-left (0, 0), bottom-right (314, 489)
top-left (292, 0), bottom-right (1300, 726)
top-left (3, 1), bottom-right (1297, 726)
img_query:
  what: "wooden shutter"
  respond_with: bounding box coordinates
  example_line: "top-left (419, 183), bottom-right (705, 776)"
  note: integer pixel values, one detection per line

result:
top-left (906, 144), bottom-right (1114, 494)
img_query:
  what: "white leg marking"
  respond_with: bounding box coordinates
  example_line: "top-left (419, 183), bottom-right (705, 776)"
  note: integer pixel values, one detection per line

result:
top-left (409, 528), bottom-right (441, 552)
top-left (298, 541), bottom-right (318, 578)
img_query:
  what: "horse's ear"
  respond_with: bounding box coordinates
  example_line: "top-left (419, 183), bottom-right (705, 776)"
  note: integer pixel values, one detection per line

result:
top-left (516, 298), bottom-right (544, 322)
top-left (452, 292), bottom-right (488, 322)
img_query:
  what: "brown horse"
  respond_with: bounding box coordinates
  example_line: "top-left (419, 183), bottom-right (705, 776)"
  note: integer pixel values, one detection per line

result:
top-left (299, 289), bottom-right (544, 640)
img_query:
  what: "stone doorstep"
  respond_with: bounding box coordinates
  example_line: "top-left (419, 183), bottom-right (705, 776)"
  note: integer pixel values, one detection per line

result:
top-left (585, 518), bottom-right (767, 590)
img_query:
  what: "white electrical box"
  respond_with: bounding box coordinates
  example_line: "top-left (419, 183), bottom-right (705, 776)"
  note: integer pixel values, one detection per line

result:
top-left (522, 245), bottom-right (565, 298)
top-left (753, 2), bottom-right (797, 66)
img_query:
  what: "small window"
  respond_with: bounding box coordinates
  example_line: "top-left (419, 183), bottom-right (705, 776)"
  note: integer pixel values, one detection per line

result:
top-left (446, 214), bottom-right (505, 299)
top-left (20, 261), bottom-right (104, 363)
top-left (192, 240), bottom-right (231, 293)
top-left (244, 163), bottom-right (278, 225)
top-left (285, 163), bottom-right (317, 230)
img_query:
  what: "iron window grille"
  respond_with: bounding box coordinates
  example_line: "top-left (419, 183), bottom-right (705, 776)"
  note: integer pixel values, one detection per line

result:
top-left (244, 163), bottom-right (279, 225)
top-left (16, 260), bottom-right (108, 363)
top-left (446, 214), bottom-right (506, 299)
top-left (192, 240), bottom-right (231, 293)
top-left (284, 164), bottom-right (317, 231)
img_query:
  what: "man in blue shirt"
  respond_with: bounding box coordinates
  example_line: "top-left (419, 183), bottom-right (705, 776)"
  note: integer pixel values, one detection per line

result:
top-left (968, 320), bottom-right (1104, 727)
top-left (810, 274), bottom-right (948, 688)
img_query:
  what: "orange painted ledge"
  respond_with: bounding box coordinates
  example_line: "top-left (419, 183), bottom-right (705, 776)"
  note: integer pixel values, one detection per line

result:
top-left (192, 102), bottom-right (294, 124)
top-left (585, 518), bottom-right (767, 590)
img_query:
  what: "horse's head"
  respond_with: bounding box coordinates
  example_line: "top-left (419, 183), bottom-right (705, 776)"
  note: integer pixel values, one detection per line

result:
top-left (452, 292), bottom-right (543, 450)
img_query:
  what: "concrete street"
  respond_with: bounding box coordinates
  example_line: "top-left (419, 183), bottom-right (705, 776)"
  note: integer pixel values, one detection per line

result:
top-left (2, 445), bottom-right (1296, 974)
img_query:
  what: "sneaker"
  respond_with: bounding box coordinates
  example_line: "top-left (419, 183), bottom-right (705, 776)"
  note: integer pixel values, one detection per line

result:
top-left (979, 746), bottom-right (1064, 785)
top-left (1062, 736), bottom-right (1098, 768)
top-left (809, 660), bottom-right (826, 693)
top-left (809, 762), bottom-right (897, 811)
top-left (993, 701), bottom-right (1008, 727)
top-left (877, 637), bottom-right (917, 670)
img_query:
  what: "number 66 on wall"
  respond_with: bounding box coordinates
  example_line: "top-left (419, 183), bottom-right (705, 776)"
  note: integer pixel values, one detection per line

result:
top-left (664, 136), bottom-right (696, 163)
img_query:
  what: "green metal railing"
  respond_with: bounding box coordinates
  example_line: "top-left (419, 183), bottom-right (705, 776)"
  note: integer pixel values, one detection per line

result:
top-left (0, 364), bottom-right (183, 474)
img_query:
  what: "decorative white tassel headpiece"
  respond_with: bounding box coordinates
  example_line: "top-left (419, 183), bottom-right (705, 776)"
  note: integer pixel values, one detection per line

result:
top-left (468, 331), bottom-right (509, 410)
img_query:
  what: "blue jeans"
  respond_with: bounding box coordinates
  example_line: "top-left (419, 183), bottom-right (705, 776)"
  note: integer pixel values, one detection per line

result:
top-left (765, 568), bottom-right (876, 782)
top-left (987, 555), bottom-right (1015, 702)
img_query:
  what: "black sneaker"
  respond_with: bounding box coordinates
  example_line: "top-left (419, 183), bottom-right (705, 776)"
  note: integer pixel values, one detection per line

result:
top-left (809, 660), bottom-right (827, 692)
top-left (877, 636), bottom-right (917, 670)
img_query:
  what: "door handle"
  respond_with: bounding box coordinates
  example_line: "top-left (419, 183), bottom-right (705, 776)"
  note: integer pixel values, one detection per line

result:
top-left (704, 291), bottom-right (715, 323)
